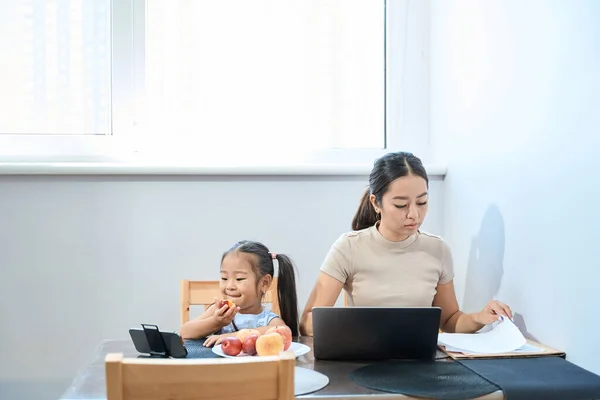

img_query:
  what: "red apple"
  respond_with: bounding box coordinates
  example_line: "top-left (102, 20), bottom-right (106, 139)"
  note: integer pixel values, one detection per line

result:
top-left (236, 329), bottom-right (261, 344)
top-left (221, 336), bottom-right (242, 356)
top-left (265, 326), bottom-right (293, 351)
top-left (217, 299), bottom-right (235, 310)
top-left (242, 334), bottom-right (259, 356)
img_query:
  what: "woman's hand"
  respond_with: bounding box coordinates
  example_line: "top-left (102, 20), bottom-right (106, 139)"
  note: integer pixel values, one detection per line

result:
top-left (475, 300), bottom-right (513, 325)
top-left (203, 333), bottom-right (230, 347)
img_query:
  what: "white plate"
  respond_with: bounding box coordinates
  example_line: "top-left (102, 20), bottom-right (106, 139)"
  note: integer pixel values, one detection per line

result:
top-left (212, 341), bottom-right (311, 358)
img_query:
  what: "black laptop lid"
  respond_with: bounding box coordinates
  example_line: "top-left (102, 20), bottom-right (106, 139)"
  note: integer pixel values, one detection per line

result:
top-left (312, 306), bottom-right (441, 361)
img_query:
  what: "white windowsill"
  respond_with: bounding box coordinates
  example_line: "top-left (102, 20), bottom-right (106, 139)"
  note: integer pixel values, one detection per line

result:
top-left (0, 136), bottom-right (446, 176)
top-left (0, 162), bottom-right (447, 177)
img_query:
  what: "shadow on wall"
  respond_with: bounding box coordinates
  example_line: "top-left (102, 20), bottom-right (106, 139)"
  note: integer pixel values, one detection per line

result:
top-left (461, 204), bottom-right (536, 340)
top-left (462, 204), bottom-right (506, 314)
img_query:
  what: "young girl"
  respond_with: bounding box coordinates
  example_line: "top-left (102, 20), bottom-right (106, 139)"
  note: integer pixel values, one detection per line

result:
top-left (179, 240), bottom-right (299, 346)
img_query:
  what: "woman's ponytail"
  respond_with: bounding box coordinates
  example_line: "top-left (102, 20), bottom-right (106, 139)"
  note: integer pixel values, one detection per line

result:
top-left (351, 188), bottom-right (378, 231)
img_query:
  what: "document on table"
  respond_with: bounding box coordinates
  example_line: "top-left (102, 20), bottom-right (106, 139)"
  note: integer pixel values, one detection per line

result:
top-left (443, 342), bottom-right (547, 354)
top-left (438, 318), bottom-right (544, 354)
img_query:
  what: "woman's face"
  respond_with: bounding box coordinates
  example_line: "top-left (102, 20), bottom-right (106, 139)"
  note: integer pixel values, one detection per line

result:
top-left (371, 174), bottom-right (429, 239)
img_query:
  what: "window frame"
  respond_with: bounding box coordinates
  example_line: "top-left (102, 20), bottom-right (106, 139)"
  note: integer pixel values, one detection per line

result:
top-left (0, 0), bottom-right (433, 175)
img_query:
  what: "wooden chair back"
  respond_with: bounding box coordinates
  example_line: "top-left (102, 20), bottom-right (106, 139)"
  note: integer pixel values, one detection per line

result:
top-left (105, 351), bottom-right (294, 400)
top-left (180, 278), bottom-right (280, 325)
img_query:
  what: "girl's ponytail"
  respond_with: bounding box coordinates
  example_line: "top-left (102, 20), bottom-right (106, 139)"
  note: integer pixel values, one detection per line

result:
top-left (274, 254), bottom-right (299, 337)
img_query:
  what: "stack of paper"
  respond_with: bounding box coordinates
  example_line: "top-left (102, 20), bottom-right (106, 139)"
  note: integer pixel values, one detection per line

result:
top-left (438, 318), bottom-right (544, 354)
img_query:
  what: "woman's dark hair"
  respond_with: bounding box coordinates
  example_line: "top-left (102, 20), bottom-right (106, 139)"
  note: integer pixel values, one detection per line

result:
top-left (352, 151), bottom-right (429, 231)
top-left (222, 241), bottom-right (299, 336)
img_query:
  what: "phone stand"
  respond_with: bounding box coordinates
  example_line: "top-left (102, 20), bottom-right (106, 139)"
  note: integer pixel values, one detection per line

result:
top-left (141, 324), bottom-right (171, 358)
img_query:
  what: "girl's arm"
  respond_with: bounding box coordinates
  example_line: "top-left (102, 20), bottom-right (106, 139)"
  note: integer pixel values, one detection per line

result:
top-left (252, 316), bottom-right (287, 334)
top-left (179, 303), bottom-right (238, 340)
top-left (300, 272), bottom-right (344, 336)
top-left (195, 302), bottom-right (217, 320)
top-left (204, 317), bottom-right (287, 347)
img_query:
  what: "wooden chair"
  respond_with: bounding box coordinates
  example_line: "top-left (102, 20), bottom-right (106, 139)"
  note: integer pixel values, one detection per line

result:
top-left (180, 278), bottom-right (280, 325)
top-left (105, 351), bottom-right (295, 400)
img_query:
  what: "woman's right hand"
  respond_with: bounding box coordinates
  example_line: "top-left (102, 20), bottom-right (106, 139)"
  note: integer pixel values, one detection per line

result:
top-left (211, 298), bottom-right (240, 327)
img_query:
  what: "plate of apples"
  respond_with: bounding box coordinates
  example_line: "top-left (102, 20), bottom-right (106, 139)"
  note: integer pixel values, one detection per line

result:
top-left (212, 326), bottom-right (310, 358)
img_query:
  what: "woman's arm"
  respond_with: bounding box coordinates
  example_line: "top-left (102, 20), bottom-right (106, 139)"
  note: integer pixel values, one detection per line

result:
top-left (433, 280), bottom-right (513, 333)
top-left (299, 272), bottom-right (344, 336)
top-left (433, 281), bottom-right (481, 333)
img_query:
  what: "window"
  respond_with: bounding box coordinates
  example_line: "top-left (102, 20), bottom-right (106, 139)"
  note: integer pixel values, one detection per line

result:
top-left (139, 0), bottom-right (385, 151)
top-left (0, 1), bottom-right (111, 135)
top-left (0, 0), bottom-right (430, 169)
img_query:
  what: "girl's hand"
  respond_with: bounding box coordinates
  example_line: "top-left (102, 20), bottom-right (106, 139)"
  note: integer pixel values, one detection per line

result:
top-left (211, 297), bottom-right (240, 328)
top-left (475, 299), bottom-right (513, 325)
top-left (203, 333), bottom-right (230, 347)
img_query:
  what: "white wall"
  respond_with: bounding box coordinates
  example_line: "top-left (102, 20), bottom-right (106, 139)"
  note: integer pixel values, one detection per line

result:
top-left (0, 174), bottom-right (444, 400)
top-left (431, 0), bottom-right (600, 373)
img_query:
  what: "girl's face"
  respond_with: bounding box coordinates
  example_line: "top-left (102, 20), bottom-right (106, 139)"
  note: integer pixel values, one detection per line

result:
top-left (219, 252), bottom-right (269, 312)
top-left (371, 174), bottom-right (429, 239)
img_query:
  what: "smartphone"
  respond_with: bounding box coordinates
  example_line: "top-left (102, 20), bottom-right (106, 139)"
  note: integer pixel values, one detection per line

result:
top-left (129, 325), bottom-right (188, 358)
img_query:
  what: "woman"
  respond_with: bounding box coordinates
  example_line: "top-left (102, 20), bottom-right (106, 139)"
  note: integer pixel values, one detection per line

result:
top-left (300, 151), bottom-right (512, 336)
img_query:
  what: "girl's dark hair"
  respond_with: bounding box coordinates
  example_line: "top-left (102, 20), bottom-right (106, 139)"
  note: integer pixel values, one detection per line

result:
top-left (352, 151), bottom-right (429, 231)
top-left (222, 241), bottom-right (299, 336)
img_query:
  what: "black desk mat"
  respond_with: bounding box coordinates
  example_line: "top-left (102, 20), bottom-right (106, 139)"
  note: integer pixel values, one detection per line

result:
top-left (184, 339), bottom-right (221, 359)
top-left (460, 356), bottom-right (600, 400)
top-left (348, 360), bottom-right (499, 400)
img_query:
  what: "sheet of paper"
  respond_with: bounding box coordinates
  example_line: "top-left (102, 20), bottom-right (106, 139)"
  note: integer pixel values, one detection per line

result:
top-left (438, 318), bottom-right (527, 354)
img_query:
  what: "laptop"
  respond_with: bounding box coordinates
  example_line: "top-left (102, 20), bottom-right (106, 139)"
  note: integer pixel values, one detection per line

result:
top-left (312, 306), bottom-right (441, 361)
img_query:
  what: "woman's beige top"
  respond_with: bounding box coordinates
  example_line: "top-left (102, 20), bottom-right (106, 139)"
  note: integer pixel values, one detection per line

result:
top-left (320, 223), bottom-right (455, 307)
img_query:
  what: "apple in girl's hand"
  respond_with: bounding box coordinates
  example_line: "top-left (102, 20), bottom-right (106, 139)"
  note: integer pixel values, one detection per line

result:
top-left (221, 337), bottom-right (242, 356)
top-left (265, 326), bottom-right (293, 350)
top-left (217, 299), bottom-right (235, 310)
top-left (256, 333), bottom-right (284, 356)
top-left (242, 334), bottom-right (259, 356)
top-left (236, 329), bottom-right (261, 344)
